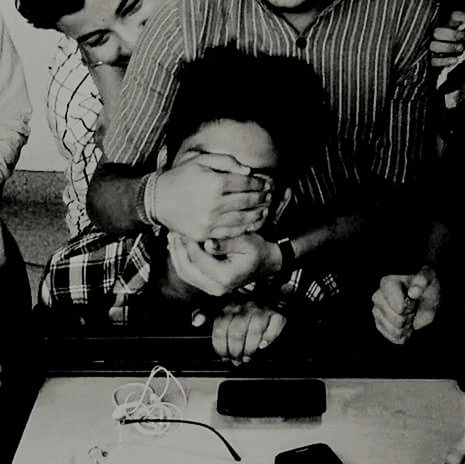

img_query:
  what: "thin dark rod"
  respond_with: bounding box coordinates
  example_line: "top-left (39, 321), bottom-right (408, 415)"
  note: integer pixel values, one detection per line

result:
top-left (120, 418), bottom-right (241, 461)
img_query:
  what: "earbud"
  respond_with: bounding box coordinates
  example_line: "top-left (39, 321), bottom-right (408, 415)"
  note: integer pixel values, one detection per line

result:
top-left (112, 404), bottom-right (127, 421)
top-left (111, 365), bottom-right (187, 438)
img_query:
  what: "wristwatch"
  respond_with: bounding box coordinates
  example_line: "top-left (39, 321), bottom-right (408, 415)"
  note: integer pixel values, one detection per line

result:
top-left (276, 237), bottom-right (296, 274)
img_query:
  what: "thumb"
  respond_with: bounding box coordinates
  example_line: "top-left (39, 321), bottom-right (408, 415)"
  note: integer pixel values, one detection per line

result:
top-left (195, 153), bottom-right (251, 175)
top-left (204, 236), bottom-right (248, 256)
top-left (192, 309), bottom-right (207, 327)
top-left (407, 266), bottom-right (436, 300)
top-left (448, 11), bottom-right (465, 29)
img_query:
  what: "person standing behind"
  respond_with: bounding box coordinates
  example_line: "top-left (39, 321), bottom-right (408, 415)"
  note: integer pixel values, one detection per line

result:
top-left (45, 35), bottom-right (125, 238)
top-left (89, 0), bottom-right (439, 341)
top-left (0, 8), bottom-right (31, 190)
top-left (0, 8), bottom-right (35, 464)
top-left (371, 7), bottom-right (465, 382)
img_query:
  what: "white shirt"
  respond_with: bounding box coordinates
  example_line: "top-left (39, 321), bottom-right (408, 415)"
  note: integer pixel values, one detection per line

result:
top-left (46, 36), bottom-right (102, 237)
top-left (0, 12), bottom-right (31, 186)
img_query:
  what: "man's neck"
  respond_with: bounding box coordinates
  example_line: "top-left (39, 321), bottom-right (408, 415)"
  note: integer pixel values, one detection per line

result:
top-left (280, 0), bottom-right (334, 33)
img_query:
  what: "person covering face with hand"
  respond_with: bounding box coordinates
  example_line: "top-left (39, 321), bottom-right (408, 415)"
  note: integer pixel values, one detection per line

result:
top-left (154, 46), bottom-right (331, 364)
top-left (89, 0), bottom-right (440, 349)
top-left (16, 0), bottom-right (271, 318)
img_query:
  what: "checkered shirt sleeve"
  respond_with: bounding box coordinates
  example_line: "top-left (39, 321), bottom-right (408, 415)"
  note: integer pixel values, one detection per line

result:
top-left (41, 227), bottom-right (340, 326)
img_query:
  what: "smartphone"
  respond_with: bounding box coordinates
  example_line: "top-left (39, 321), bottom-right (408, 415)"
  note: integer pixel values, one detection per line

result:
top-left (275, 443), bottom-right (343, 464)
top-left (216, 379), bottom-right (326, 417)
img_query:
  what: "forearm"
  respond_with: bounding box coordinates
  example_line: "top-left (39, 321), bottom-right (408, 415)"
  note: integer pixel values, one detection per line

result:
top-left (0, 17), bottom-right (31, 184)
top-left (89, 65), bottom-right (124, 115)
top-left (286, 179), bottom-right (423, 274)
top-left (0, 130), bottom-right (28, 185)
top-left (291, 211), bottom-right (366, 263)
top-left (89, 66), bottom-right (124, 149)
top-left (87, 162), bottom-right (148, 233)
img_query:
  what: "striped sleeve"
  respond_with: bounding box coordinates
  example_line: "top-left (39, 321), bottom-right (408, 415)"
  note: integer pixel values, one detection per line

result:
top-left (103, 0), bottom-right (185, 166)
top-left (373, 0), bottom-right (439, 184)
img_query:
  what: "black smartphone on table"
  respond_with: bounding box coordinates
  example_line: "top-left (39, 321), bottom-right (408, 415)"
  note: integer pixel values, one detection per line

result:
top-left (275, 443), bottom-right (343, 463)
top-left (216, 379), bottom-right (326, 417)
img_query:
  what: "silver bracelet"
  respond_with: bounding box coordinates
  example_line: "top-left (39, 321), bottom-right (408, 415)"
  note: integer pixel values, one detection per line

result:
top-left (144, 170), bottom-right (164, 227)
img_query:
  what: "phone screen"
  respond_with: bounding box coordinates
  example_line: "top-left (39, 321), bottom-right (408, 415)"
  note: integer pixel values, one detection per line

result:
top-left (216, 379), bottom-right (326, 417)
top-left (275, 443), bottom-right (343, 464)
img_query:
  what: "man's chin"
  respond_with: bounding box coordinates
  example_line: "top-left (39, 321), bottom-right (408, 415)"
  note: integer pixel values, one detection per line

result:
top-left (264, 0), bottom-right (312, 10)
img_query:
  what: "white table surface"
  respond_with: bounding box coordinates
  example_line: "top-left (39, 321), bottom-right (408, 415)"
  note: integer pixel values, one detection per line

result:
top-left (12, 376), bottom-right (465, 464)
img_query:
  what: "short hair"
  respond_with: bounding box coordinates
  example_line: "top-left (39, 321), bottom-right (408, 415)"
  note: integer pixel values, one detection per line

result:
top-left (15, 0), bottom-right (84, 30)
top-left (164, 44), bottom-right (328, 187)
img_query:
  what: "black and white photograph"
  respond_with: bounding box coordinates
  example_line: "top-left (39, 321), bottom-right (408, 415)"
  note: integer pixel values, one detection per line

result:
top-left (0, 0), bottom-right (464, 463)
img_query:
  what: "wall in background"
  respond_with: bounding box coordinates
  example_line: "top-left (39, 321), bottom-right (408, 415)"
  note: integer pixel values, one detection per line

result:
top-left (1, 2), bottom-right (66, 172)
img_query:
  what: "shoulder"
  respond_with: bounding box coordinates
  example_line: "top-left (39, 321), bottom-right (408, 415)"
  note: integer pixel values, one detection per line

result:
top-left (47, 42), bottom-right (100, 117)
top-left (386, 0), bottom-right (439, 68)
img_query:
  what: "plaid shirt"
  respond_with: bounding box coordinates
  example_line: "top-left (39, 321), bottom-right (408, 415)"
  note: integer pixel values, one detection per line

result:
top-left (41, 226), bottom-right (339, 325)
top-left (42, 41), bottom-right (342, 325)
top-left (46, 37), bottom-right (102, 238)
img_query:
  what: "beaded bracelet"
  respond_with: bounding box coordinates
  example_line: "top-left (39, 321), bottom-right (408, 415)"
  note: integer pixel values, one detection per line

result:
top-left (135, 171), bottom-right (163, 228)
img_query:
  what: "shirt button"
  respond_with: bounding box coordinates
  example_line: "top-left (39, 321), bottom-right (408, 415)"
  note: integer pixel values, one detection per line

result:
top-left (296, 36), bottom-right (307, 49)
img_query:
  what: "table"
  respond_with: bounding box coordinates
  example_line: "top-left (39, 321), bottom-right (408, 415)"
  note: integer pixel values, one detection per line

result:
top-left (13, 376), bottom-right (465, 464)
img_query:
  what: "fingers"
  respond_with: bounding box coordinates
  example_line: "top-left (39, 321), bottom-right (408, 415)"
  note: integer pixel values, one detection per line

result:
top-left (430, 15), bottom-right (465, 68)
top-left (242, 306), bottom-right (269, 361)
top-left (372, 275), bottom-right (417, 344)
top-left (210, 220), bottom-right (264, 239)
top-left (432, 56), bottom-right (462, 68)
top-left (219, 191), bottom-right (272, 212)
top-left (372, 290), bottom-right (410, 329)
top-left (222, 173), bottom-right (272, 194)
top-left (214, 206), bottom-right (268, 229)
top-left (433, 27), bottom-right (465, 44)
top-left (195, 153), bottom-right (251, 175)
top-left (227, 309), bottom-right (253, 362)
top-left (407, 266), bottom-right (436, 300)
top-left (212, 302), bottom-right (287, 365)
top-left (372, 306), bottom-right (411, 345)
top-left (212, 307), bottom-right (237, 359)
top-left (191, 309), bottom-right (207, 327)
top-left (259, 312), bottom-right (286, 349)
top-left (203, 238), bottom-right (222, 255)
top-left (168, 233), bottom-right (224, 296)
top-left (430, 40), bottom-right (463, 56)
top-left (378, 275), bottom-right (410, 315)
top-left (449, 11), bottom-right (465, 28)
top-left (185, 239), bottom-right (225, 275)
top-left (204, 236), bottom-right (246, 256)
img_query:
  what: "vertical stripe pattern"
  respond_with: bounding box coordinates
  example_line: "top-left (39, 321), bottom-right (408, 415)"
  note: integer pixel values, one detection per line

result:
top-left (105, 0), bottom-right (438, 206)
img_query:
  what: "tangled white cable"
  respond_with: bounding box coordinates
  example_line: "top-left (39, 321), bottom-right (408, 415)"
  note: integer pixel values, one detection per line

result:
top-left (111, 365), bottom-right (187, 440)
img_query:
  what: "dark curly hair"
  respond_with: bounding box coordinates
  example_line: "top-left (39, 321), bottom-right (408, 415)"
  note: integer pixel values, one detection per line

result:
top-left (164, 44), bottom-right (329, 188)
top-left (15, 0), bottom-right (85, 30)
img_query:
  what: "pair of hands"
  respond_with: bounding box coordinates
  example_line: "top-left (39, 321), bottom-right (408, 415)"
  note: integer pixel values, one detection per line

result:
top-left (167, 231), bottom-right (279, 297)
top-left (376, 10), bottom-right (465, 344)
top-left (431, 11), bottom-right (465, 68)
top-left (156, 153), bottom-right (273, 242)
top-left (168, 232), bottom-right (286, 363)
top-left (158, 154), bottom-right (285, 363)
top-left (192, 300), bottom-right (287, 365)
top-left (371, 266), bottom-right (440, 344)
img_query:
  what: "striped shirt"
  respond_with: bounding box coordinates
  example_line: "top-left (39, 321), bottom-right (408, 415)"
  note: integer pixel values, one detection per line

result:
top-left (104, 0), bottom-right (439, 207)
